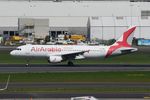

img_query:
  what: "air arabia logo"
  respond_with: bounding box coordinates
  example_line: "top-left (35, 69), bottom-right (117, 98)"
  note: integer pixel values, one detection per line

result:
top-left (105, 27), bottom-right (136, 58)
top-left (31, 47), bottom-right (61, 52)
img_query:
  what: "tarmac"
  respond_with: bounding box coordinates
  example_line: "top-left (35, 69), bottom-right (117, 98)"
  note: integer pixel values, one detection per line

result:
top-left (0, 93), bottom-right (150, 98)
top-left (0, 64), bottom-right (150, 98)
top-left (0, 64), bottom-right (150, 73)
top-left (1, 82), bottom-right (150, 88)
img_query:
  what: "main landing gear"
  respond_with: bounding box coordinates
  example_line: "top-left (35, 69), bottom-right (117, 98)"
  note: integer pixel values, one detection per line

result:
top-left (67, 61), bottom-right (74, 66)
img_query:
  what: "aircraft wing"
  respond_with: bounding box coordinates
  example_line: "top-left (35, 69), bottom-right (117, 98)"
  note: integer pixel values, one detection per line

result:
top-left (61, 50), bottom-right (87, 60)
top-left (49, 50), bottom-right (89, 60)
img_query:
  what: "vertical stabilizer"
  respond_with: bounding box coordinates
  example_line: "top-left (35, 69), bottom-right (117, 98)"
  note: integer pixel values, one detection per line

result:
top-left (105, 26), bottom-right (136, 58)
top-left (113, 26), bottom-right (136, 47)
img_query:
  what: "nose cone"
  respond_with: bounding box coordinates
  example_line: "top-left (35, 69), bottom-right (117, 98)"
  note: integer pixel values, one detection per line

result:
top-left (10, 51), bottom-right (15, 56)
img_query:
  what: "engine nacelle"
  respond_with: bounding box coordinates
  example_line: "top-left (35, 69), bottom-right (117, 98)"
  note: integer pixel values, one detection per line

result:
top-left (48, 56), bottom-right (63, 63)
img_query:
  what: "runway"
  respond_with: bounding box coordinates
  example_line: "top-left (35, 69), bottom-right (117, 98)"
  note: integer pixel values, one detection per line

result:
top-left (1, 82), bottom-right (150, 88)
top-left (0, 64), bottom-right (150, 73)
top-left (0, 82), bottom-right (150, 98)
top-left (0, 64), bottom-right (150, 98)
top-left (0, 93), bottom-right (150, 98)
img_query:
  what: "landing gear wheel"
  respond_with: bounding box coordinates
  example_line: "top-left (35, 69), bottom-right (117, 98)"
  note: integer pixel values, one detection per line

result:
top-left (26, 58), bottom-right (30, 67)
top-left (26, 63), bottom-right (29, 67)
top-left (68, 61), bottom-right (74, 66)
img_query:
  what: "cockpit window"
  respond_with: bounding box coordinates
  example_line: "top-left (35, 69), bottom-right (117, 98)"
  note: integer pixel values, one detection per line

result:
top-left (15, 48), bottom-right (21, 50)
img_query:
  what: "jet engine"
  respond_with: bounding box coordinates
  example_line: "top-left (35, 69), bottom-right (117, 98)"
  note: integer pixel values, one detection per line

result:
top-left (48, 56), bottom-right (63, 63)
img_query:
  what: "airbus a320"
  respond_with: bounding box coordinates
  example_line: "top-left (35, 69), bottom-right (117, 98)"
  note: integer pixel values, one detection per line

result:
top-left (10, 26), bottom-right (137, 65)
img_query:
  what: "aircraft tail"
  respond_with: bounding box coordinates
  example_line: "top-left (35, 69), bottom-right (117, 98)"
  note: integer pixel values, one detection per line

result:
top-left (105, 26), bottom-right (137, 58)
top-left (112, 26), bottom-right (136, 47)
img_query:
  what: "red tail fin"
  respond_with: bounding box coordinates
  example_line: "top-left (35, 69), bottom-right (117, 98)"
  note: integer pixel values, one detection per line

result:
top-left (113, 26), bottom-right (136, 47)
top-left (105, 26), bottom-right (136, 58)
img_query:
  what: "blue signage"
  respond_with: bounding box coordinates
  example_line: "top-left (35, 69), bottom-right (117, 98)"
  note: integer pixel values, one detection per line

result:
top-left (138, 39), bottom-right (150, 46)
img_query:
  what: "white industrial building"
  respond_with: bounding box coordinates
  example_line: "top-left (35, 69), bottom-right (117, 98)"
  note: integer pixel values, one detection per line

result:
top-left (0, 0), bottom-right (150, 41)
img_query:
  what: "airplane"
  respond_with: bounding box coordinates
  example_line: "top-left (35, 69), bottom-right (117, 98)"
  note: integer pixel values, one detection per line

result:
top-left (10, 26), bottom-right (137, 65)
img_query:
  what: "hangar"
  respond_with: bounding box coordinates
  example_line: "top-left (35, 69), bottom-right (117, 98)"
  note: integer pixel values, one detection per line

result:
top-left (0, 0), bottom-right (150, 42)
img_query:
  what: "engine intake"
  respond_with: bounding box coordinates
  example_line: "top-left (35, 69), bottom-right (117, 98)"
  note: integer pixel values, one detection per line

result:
top-left (48, 56), bottom-right (62, 63)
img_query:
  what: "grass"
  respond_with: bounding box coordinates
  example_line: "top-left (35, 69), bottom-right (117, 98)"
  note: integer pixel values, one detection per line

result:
top-left (0, 71), bottom-right (150, 82)
top-left (0, 50), bottom-right (150, 64)
top-left (0, 71), bottom-right (150, 93)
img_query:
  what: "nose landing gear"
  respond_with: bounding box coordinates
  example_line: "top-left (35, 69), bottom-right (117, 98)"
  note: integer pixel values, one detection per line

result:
top-left (26, 58), bottom-right (30, 67)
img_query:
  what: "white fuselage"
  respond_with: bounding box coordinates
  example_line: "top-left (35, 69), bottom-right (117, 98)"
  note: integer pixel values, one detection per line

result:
top-left (10, 44), bottom-right (109, 58)
top-left (10, 44), bottom-right (138, 64)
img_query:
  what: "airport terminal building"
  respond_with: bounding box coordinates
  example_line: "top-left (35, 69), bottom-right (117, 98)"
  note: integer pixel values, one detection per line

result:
top-left (0, 0), bottom-right (150, 41)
